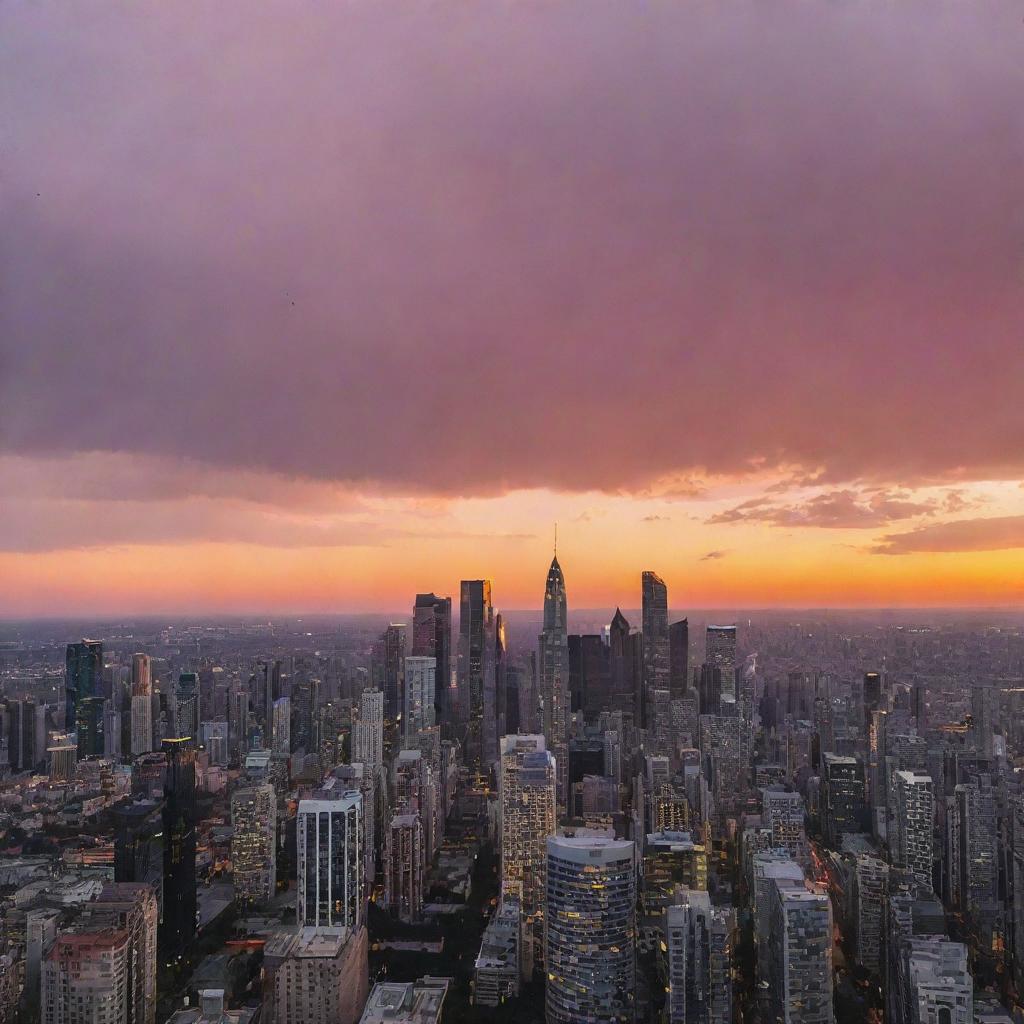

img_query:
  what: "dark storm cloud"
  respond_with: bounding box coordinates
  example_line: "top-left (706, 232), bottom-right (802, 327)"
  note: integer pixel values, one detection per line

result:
top-left (2, 0), bottom-right (1023, 497)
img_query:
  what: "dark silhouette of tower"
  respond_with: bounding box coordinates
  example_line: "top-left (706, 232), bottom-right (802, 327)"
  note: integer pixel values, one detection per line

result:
top-left (160, 738), bottom-right (196, 959)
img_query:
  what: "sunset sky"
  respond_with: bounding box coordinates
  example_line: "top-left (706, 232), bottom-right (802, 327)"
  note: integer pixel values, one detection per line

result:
top-left (3, 0), bottom-right (1023, 616)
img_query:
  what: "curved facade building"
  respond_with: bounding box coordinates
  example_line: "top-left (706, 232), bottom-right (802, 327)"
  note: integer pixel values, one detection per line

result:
top-left (545, 835), bottom-right (636, 1024)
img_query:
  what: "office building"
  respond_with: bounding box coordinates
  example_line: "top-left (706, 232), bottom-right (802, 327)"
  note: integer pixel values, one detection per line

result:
top-left (272, 696), bottom-right (291, 754)
top-left (353, 689), bottom-right (384, 767)
top-left (669, 618), bottom-right (689, 700)
top-left (175, 672), bottom-right (199, 742)
top-left (131, 694), bottom-right (154, 756)
top-left (498, 735), bottom-right (556, 970)
top-left (767, 880), bottom-right (833, 1024)
top-left (404, 656), bottom-right (437, 738)
top-left (372, 624), bottom-right (407, 722)
top-left (161, 737), bottom-right (197, 957)
top-left (641, 571), bottom-right (670, 722)
top-left (705, 625), bottom-right (736, 702)
top-left (384, 812), bottom-right (424, 922)
top-left (821, 753), bottom-right (867, 843)
top-left (545, 835), bottom-right (636, 1024)
top-left (297, 789), bottom-right (364, 929)
top-left (853, 854), bottom-right (888, 975)
top-left (232, 782), bottom-right (277, 905)
top-left (66, 638), bottom-right (103, 738)
top-left (412, 593), bottom-right (452, 724)
top-left (459, 580), bottom-right (495, 768)
top-left (892, 771), bottom-right (934, 886)
top-left (666, 890), bottom-right (734, 1024)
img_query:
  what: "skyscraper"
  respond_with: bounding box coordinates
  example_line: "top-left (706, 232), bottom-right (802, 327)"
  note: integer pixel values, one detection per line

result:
top-left (545, 835), bottom-right (636, 1024)
top-left (705, 625), bottom-right (737, 702)
top-left (131, 693), bottom-right (154, 756)
top-left (132, 654), bottom-right (151, 697)
top-left (641, 571), bottom-right (669, 724)
top-left (666, 890), bottom-right (734, 1024)
top-left (353, 688), bottom-right (384, 767)
top-left (403, 656), bottom-right (436, 738)
top-left (412, 593), bottom-right (452, 724)
top-left (459, 579), bottom-right (494, 770)
top-left (373, 624), bottom-right (407, 722)
top-left (232, 782), bottom-right (277, 905)
top-left (175, 672), bottom-right (199, 743)
top-left (43, 929), bottom-right (132, 1024)
top-left (272, 696), bottom-right (291, 754)
top-left (384, 812), bottom-right (424, 922)
top-left (297, 789), bottom-right (364, 929)
top-left (66, 639), bottom-right (102, 737)
top-left (892, 771), bottom-right (934, 886)
top-left (767, 881), bottom-right (833, 1024)
top-left (160, 737), bottom-right (197, 958)
top-left (538, 556), bottom-right (569, 807)
top-left (499, 735), bottom-right (556, 973)
top-left (669, 618), bottom-right (689, 700)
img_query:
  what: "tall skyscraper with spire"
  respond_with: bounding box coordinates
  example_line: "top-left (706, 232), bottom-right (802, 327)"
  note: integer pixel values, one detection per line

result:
top-left (539, 544), bottom-right (570, 810)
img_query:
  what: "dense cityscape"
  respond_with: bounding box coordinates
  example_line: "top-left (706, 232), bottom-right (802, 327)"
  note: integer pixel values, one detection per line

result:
top-left (5, 0), bottom-right (1023, 1022)
top-left (0, 563), bottom-right (1023, 1023)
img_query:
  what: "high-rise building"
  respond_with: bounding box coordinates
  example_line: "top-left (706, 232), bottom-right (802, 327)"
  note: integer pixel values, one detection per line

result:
top-left (161, 737), bottom-right (197, 958)
top-left (705, 625), bottom-right (737, 702)
top-left (232, 782), bottom-right (277, 905)
top-left (272, 696), bottom-right (291, 754)
top-left (266, 925), bottom-right (369, 1024)
top-left (642, 832), bottom-right (709, 918)
top-left (114, 799), bottom-right (164, 911)
top-left (665, 890), bottom-right (734, 1024)
top-left (353, 689), bottom-right (384, 767)
top-left (403, 656), bottom-right (436, 738)
top-left (43, 928), bottom-right (132, 1024)
top-left (853, 854), bottom-right (888, 976)
top-left (66, 639), bottom-right (103, 737)
top-left (460, 579), bottom-right (494, 770)
top-left (48, 742), bottom-right (77, 782)
top-left (87, 883), bottom-right (159, 1024)
top-left (545, 835), bottom-right (636, 1024)
top-left (499, 735), bottom-right (556, 973)
top-left (412, 593), bottom-right (452, 724)
top-left (384, 812), bottom-right (424, 922)
top-left (175, 672), bottom-right (199, 743)
top-left (372, 624), bottom-right (407, 722)
top-left (641, 571), bottom-right (669, 724)
top-left (474, 898), bottom-right (522, 1006)
top-left (767, 880), bottom-right (833, 1024)
top-left (948, 779), bottom-right (997, 918)
top-left (892, 771), bottom-right (934, 886)
top-left (131, 694), bottom-right (154, 756)
top-left (132, 654), bottom-right (152, 697)
top-left (78, 695), bottom-right (106, 759)
top-left (8, 698), bottom-right (45, 772)
top-left (297, 789), bottom-right (364, 929)
top-left (668, 618), bottom-right (689, 700)
top-left (538, 557), bottom-right (569, 806)
top-left (821, 753), bottom-right (867, 843)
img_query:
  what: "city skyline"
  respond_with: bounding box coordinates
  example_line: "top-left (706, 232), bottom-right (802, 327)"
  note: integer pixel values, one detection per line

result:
top-left (3, 0), bottom-right (1024, 616)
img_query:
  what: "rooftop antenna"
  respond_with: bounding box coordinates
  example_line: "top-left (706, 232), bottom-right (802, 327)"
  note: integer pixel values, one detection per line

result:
top-left (554, 522), bottom-right (558, 557)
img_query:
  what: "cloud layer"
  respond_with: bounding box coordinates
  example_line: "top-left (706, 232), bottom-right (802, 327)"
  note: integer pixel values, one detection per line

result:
top-left (3, 0), bottom-right (1023, 500)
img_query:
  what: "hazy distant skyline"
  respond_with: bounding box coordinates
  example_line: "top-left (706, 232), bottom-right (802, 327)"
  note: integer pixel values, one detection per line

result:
top-left (3, 1), bottom-right (1023, 615)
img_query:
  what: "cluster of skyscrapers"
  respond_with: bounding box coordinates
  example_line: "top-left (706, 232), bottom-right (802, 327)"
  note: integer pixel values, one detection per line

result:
top-left (2, 559), bottom-right (1024, 1024)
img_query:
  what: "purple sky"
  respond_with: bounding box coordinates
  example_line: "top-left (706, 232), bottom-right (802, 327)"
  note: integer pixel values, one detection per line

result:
top-left (1, 1), bottom-right (1023, 612)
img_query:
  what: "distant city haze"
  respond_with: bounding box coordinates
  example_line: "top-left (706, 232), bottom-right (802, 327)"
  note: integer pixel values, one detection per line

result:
top-left (2, 0), bottom-right (1023, 614)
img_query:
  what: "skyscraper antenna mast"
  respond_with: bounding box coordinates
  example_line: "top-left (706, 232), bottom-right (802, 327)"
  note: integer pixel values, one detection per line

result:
top-left (554, 522), bottom-right (558, 557)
